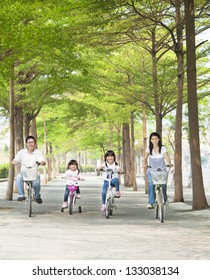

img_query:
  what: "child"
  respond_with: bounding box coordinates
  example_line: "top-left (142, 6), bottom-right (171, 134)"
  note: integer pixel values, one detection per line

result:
top-left (62, 159), bottom-right (81, 208)
top-left (97, 150), bottom-right (122, 211)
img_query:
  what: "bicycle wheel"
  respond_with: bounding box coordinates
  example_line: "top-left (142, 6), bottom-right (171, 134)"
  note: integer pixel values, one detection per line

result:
top-left (158, 187), bottom-right (164, 223)
top-left (69, 195), bottom-right (74, 215)
top-left (28, 184), bottom-right (32, 217)
top-left (110, 197), bottom-right (115, 216)
top-left (155, 203), bottom-right (159, 219)
top-left (105, 199), bottom-right (111, 218)
top-left (159, 204), bottom-right (164, 223)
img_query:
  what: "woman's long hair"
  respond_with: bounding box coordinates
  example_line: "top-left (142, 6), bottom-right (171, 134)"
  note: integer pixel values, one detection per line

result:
top-left (149, 132), bottom-right (163, 155)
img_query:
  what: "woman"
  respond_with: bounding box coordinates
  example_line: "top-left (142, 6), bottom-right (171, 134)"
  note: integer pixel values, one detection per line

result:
top-left (144, 132), bottom-right (172, 209)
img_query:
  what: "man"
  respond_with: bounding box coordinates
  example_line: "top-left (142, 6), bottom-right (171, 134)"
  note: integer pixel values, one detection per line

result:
top-left (12, 135), bottom-right (46, 203)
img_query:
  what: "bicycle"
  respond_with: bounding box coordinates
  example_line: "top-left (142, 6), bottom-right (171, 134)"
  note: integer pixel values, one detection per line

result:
top-left (149, 166), bottom-right (170, 223)
top-left (22, 162), bottom-right (40, 217)
top-left (104, 168), bottom-right (124, 219)
top-left (61, 185), bottom-right (82, 215)
top-left (104, 168), bottom-right (118, 218)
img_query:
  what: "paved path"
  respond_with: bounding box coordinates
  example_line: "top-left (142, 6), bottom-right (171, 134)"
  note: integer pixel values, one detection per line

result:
top-left (0, 175), bottom-right (210, 260)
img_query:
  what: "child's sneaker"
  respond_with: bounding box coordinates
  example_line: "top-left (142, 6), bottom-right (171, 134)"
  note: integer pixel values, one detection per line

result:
top-left (62, 202), bottom-right (68, 208)
top-left (115, 191), bottom-right (121, 198)
top-left (101, 204), bottom-right (106, 211)
top-left (76, 194), bottom-right (81, 199)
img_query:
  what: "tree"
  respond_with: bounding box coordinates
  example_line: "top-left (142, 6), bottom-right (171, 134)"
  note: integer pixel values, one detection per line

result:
top-left (184, 0), bottom-right (208, 209)
top-left (5, 65), bottom-right (15, 200)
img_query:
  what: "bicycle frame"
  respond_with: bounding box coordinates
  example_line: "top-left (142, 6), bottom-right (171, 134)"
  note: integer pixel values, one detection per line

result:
top-left (105, 169), bottom-right (117, 219)
top-left (24, 181), bottom-right (34, 217)
top-left (22, 162), bottom-right (39, 218)
top-left (150, 168), bottom-right (169, 223)
top-left (61, 185), bottom-right (82, 215)
top-left (155, 184), bottom-right (164, 223)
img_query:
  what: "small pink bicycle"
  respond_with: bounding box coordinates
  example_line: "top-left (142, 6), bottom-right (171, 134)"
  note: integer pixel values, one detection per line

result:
top-left (61, 185), bottom-right (82, 215)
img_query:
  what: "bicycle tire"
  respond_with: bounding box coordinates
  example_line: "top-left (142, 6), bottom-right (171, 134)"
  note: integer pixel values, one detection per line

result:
top-left (69, 195), bottom-right (74, 215)
top-left (28, 184), bottom-right (32, 217)
top-left (105, 199), bottom-right (111, 218)
top-left (155, 204), bottom-right (159, 219)
top-left (110, 198), bottom-right (115, 216)
top-left (159, 204), bottom-right (164, 223)
top-left (78, 206), bottom-right (82, 213)
top-left (158, 187), bottom-right (164, 223)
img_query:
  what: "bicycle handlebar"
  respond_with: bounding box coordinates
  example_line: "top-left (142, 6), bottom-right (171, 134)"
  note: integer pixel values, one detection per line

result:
top-left (148, 164), bottom-right (172, 170)
top-left (96, 168), bottom-right (123, 174)
top-left (22, 162), bottom-right (40, 169)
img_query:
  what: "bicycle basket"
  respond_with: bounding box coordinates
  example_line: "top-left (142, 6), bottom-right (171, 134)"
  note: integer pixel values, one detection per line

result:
top-left (150, 170), bottom-right (168, 184)
top-left (22, 168), bottom-right (38, 181)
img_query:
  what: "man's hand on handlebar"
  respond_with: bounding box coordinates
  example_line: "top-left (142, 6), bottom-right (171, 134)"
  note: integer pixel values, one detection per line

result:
top-left (37, 161), bottom-right (46, 166)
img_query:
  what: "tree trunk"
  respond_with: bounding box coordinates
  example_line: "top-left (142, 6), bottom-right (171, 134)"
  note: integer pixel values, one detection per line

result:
top-left (25, 111), bottom-right (40, 140)
top-left (6, 65), bottom-right (15, 200)
top-left (25, 113), bottom-right (31, 139)
top-left (47, 143), bottom-right (52, 181)
top-left (141, 59), bottom-right (148, 194)
top-left (151, 30), bottom-right (162, 135)
top-left (173, 0), bottom-right (184, 202)
top-left (42, 117), bottom-right (48, 184)
top-left (109, 125), bottom-right (113, 149)
top-left (116, 125), bottom-right (122, 184)
top-left (116, 125), bottom-right (121, 166)
top-left (122, 123), bottom-right (132, 187)
top-left (122, 123), bottom-right (128, 186)
top-left (13, 106), bottom-right (24, 192)
top-left (130, 112), bottom-right (137, 191)
top-left (184, 0), bottom-right (208, 209)
top-left (14, 106), bottom-right (24, 151)
top-left (30, 118), bottom-right (37, 142)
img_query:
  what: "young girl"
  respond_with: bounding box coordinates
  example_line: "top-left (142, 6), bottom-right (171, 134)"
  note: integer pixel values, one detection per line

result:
top-left (144, 132), bottom-right (172, 209)
top-left (98, 150), bottom-right (122, 211)
top-left (62, 159), bottom-right (81, 208)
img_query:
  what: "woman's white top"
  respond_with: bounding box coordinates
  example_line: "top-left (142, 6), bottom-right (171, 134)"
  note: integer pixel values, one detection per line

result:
top-left (146, 146), bottom-right (167, 171)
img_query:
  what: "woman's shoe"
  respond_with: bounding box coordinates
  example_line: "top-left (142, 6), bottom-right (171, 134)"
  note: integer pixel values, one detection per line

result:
top-left (147, 203), bottom-right (154, 209)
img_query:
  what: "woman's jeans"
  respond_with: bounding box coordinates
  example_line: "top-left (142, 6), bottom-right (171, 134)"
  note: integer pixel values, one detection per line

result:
top-left (16, 173), bottom-right (41, 199)
top-left (146, 170), bottom-right (167, 204)
top-left (102, 178), bottom-right (119, 204)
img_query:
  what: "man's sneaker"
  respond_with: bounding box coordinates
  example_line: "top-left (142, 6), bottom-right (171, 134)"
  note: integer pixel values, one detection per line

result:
top-left (36, 198), bottom-right (43, 204)
top-left (115, 191), bottom-right (121, 198)
top-left (101, 204), bottom-right (106, 211)
top-left (147, 203), bottom-right (154, 209)
top-left (17, 196), bottom-right (26, 202)
top-left (76, 194), bottom-right (81, 199)
top-left (62, 202), bottom-right (68, 208)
